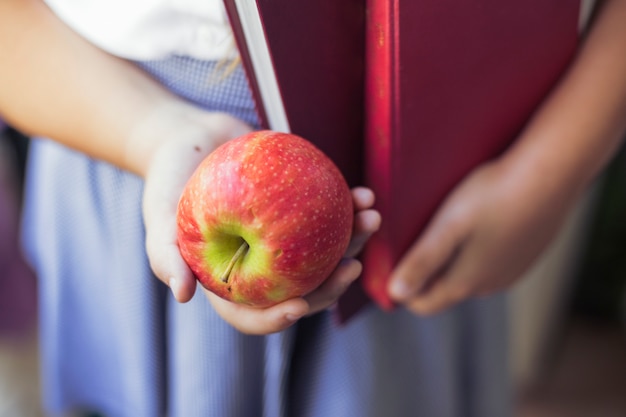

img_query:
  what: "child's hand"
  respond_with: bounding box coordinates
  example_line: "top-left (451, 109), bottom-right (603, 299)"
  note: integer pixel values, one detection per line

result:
top-left (141, 111), bottom-right (253, 303)
top-left (204, 187), bottom-right (381, 335)
top-left (387, 158), bottom-right (572, 315)
top-left (141, 111), bottom-right (380, 335)
top-left (385, 0), bottom-right (626, 316)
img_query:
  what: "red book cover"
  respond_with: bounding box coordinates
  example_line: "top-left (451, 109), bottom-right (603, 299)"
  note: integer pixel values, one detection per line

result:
top-left (361, 0), bottom-right (582, 310)
top-left (222, 0), bottom-right (366, 187)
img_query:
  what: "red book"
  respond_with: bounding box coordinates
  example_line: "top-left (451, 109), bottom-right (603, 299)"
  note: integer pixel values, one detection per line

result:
top-left (222, 0), bottom-right (366, 187)
top-left (361, 0), bottom-right (582, 310)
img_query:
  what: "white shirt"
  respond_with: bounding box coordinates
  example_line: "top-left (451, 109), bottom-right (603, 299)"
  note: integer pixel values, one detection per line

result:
top-left (44, 0), bottom-right (235, 60)
top-left (45, 0), bottom-right (596, 61)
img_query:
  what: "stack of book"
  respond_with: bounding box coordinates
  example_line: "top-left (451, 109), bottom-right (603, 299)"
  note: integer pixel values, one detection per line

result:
top-left (224, 0), bottom-right (581, 320)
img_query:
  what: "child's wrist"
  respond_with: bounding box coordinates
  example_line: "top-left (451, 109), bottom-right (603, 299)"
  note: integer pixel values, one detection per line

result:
top-left (124, 100), bottom-right (212, 177)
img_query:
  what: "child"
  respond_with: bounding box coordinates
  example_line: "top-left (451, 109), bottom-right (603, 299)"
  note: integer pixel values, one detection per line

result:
top-left (1, 0), bottom-right (625, 416)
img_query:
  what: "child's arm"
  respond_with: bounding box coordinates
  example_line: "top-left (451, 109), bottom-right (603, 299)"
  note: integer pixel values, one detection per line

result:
top-left (0, 0), bottom-right (230, 176)
top-left (0, 0), bottom-right (252, 302)
top-left (388, 0), bottom-right (626, 314)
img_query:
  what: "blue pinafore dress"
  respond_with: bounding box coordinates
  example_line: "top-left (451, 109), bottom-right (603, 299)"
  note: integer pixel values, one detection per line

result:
top-left (21, 56), bottom-right (510, 417)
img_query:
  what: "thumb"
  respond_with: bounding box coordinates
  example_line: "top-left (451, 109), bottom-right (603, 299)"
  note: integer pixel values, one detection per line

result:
top-left (145, 231), bottom-right (197, 303)
top-left (387, 211), bottom-right (468, 303)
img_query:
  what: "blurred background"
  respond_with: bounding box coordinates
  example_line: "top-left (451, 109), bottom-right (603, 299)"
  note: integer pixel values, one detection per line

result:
top-left (0, 120), bottom-right (625, 416)
top-left (0, 122), bottom-right (40, 417)
top-left (510, 140), bottom-right (626, 417)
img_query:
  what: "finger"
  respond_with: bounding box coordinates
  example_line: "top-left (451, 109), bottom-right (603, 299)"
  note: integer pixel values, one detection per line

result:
top-left (304, 258), bottom-right (363, 313)
top-left (205, 290), bottom-right (309, 335)
top-left (405, 277), bottom-right (471, 316)
top-left (145, 236), bottom-right (197, 302)
top-left (351, 187), bottom-right (375, 210)
top-left (387, 212), bottom-right (467, 303)
top-left (143, 215), bottom-right (198, 302)
top-left (143, 178), bottom-right (197, 302)
top-left (345, 209), bottom-right (381, 257)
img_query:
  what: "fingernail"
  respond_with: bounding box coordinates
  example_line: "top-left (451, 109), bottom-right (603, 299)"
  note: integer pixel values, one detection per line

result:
top-left (285, 313), bottom-right (304, 322)
top-left (169, 277), bottom-right (181, 300)
top-left (388, 279), bottom-right (411, 300)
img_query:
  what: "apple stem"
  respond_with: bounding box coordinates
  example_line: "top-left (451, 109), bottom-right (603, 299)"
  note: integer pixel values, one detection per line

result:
top-left (220, 241), bottom-right (249, 283)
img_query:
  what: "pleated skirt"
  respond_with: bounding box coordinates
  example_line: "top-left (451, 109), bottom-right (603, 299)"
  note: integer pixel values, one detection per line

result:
top-left (22, 56), bottom-right (511, 417)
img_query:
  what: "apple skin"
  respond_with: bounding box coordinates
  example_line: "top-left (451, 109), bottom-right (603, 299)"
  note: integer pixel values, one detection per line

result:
top-left (176, 130), bottom-right (354, 307)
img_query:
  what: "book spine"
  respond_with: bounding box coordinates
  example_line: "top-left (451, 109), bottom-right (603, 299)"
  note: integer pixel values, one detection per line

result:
top-left (222, 0), bottom-right (270, 129)
top-left (361, 0), bottom-right (396, 310)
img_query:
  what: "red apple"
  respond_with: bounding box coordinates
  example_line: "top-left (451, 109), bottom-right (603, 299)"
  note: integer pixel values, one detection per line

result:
top-left (176, 130), bottom-right (353, 307)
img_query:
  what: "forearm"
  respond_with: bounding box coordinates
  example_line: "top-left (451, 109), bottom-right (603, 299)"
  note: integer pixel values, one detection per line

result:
top-left (501, 0), bottom-right (626, 203)
top-left (0, 0), bottom-right (201, 176)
